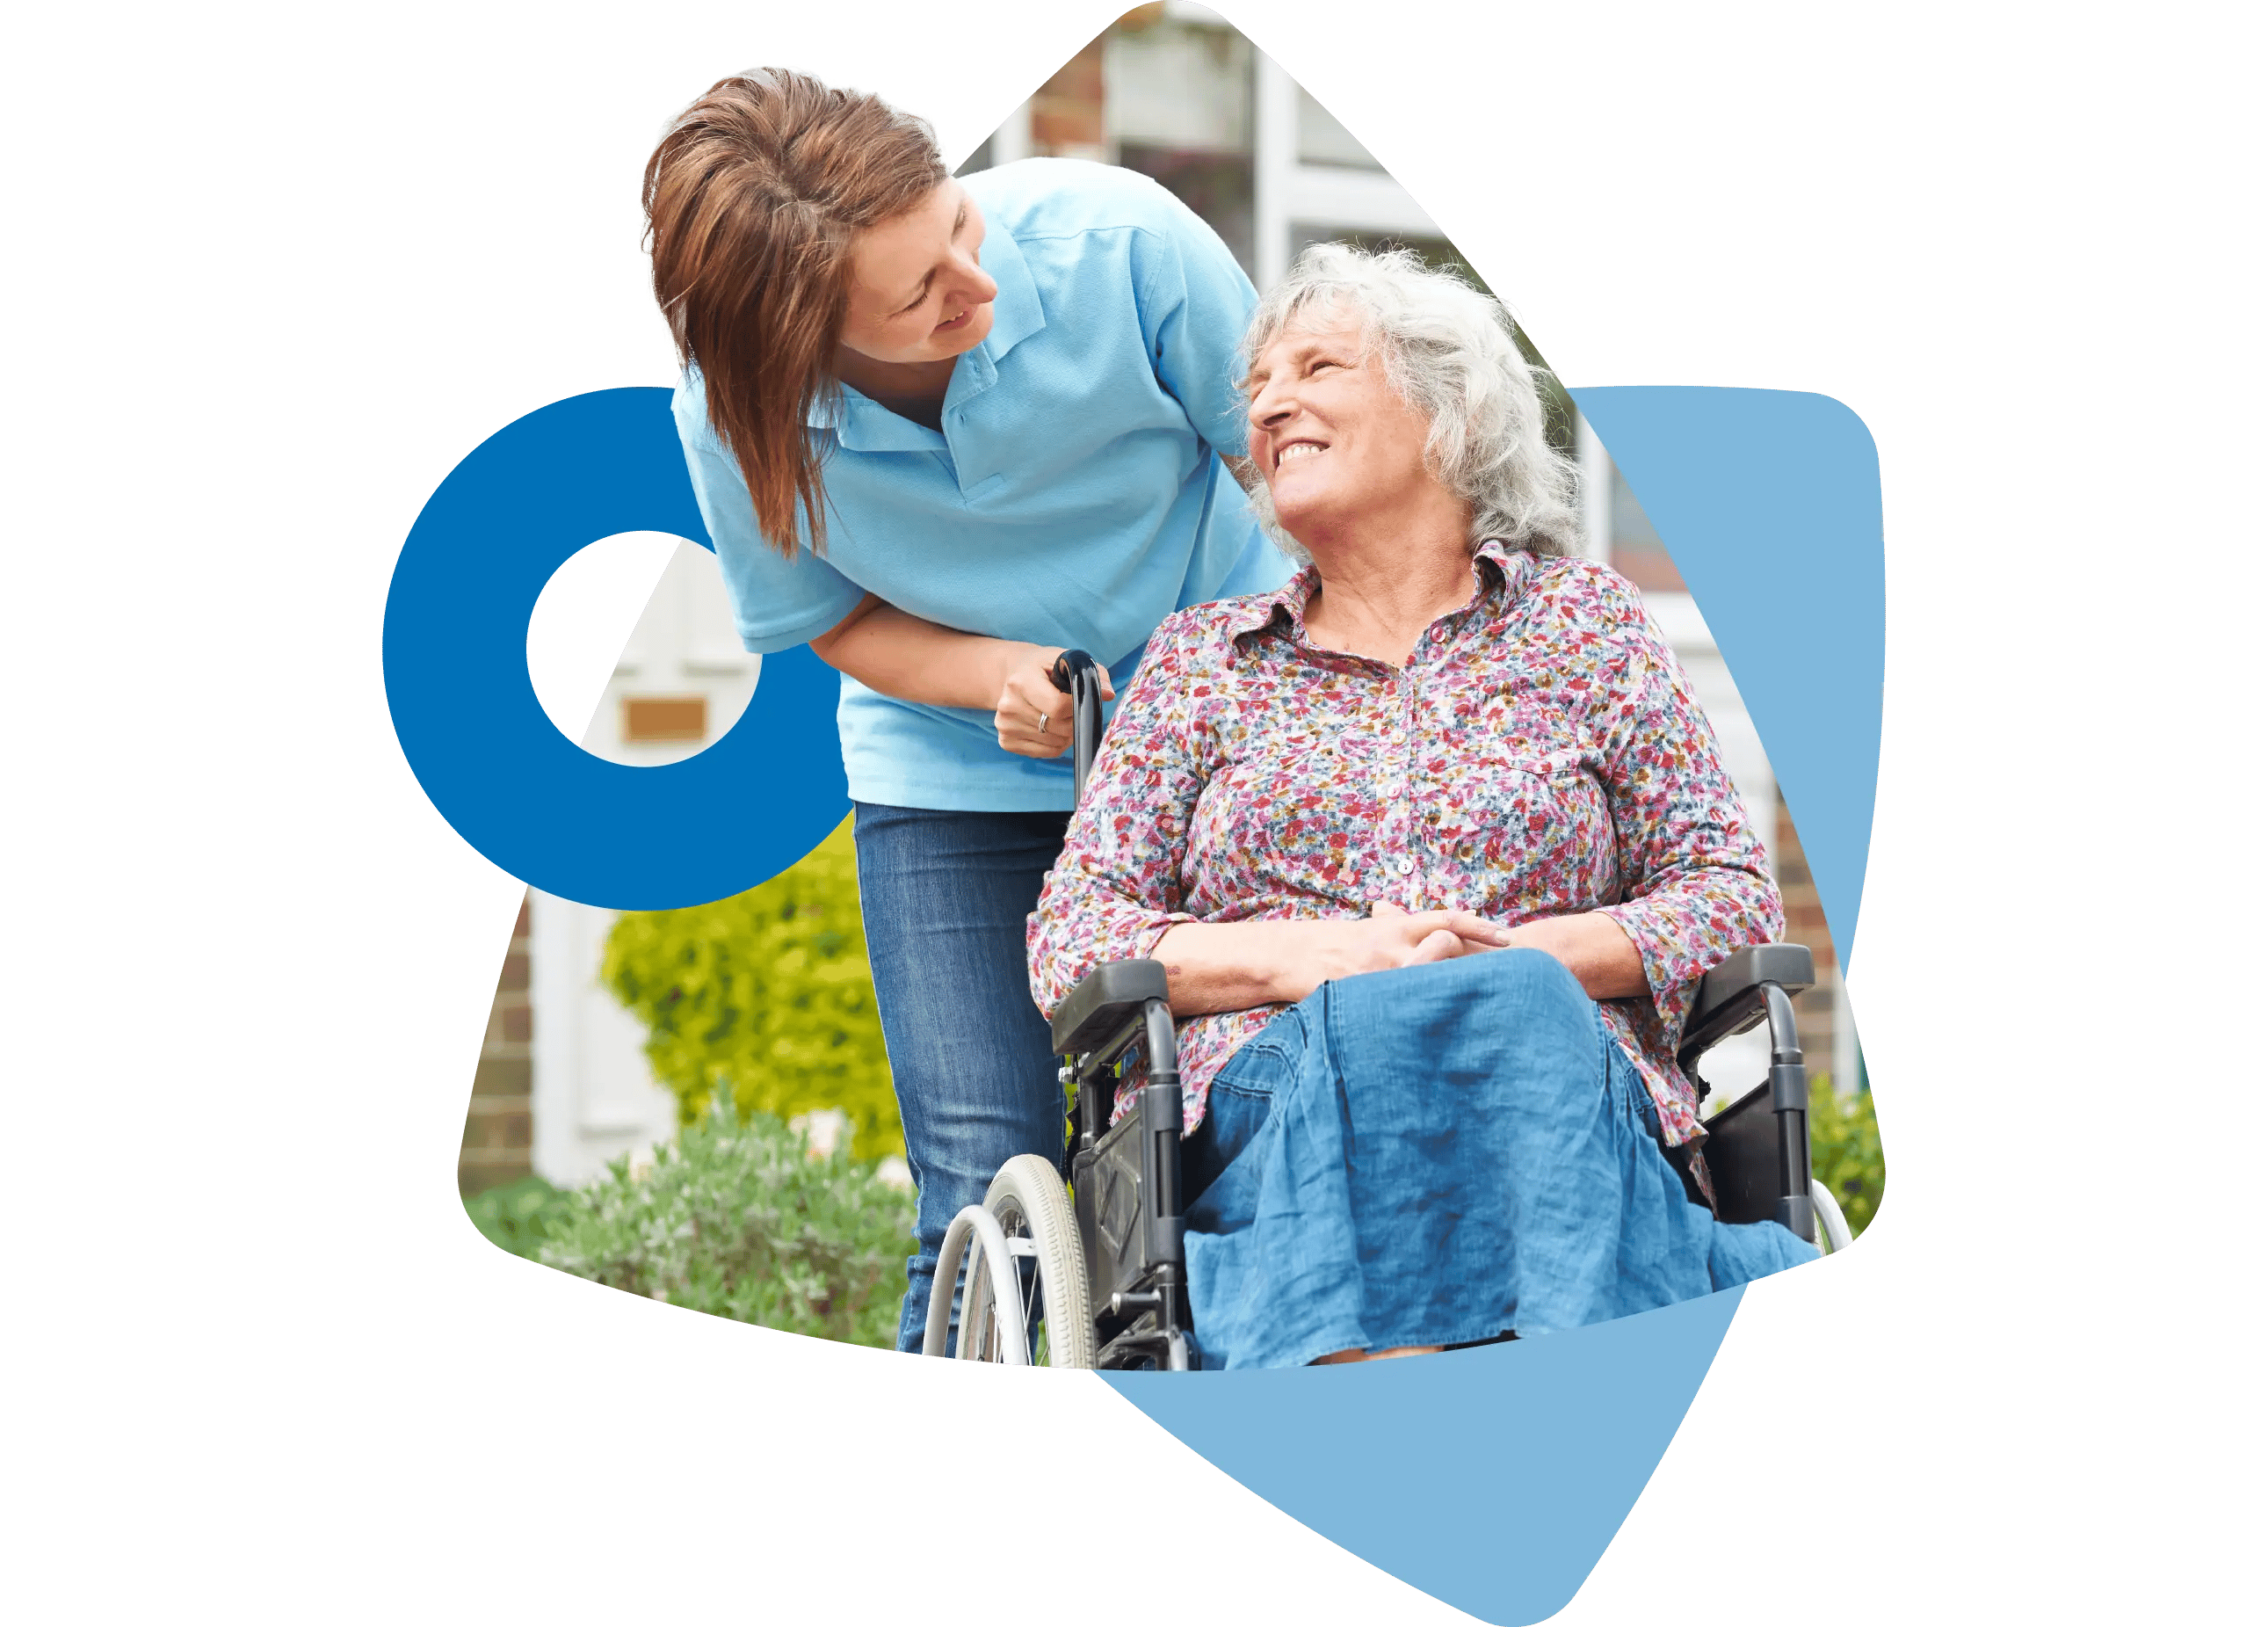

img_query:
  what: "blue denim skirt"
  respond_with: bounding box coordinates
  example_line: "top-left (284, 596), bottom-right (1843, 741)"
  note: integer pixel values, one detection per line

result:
top-left (1177, 950), bottom-right (1818, 1369)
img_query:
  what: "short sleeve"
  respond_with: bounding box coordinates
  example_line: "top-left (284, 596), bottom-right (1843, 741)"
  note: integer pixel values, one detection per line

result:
top-left (672, 375), bottom-right (867, 655)
top-left (1128, 195), bottom-right (1261, 468)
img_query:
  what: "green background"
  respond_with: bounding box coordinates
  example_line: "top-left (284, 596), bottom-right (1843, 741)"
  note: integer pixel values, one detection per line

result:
top-left (13, 0), bottom-right (2250, 1616)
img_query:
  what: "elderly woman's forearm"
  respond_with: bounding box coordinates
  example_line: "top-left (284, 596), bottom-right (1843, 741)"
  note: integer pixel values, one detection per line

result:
top-left (1150, 921), bottom-right (1310, 1013)
top-left (1501, 913), bottom-right (1648, 1000)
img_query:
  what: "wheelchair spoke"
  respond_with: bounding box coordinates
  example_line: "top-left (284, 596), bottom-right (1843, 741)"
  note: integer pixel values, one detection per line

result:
top-left (976, 1282), bottom-right (1002, 1362)
top-left (1005, 1220), bottom-right (1042, 1363)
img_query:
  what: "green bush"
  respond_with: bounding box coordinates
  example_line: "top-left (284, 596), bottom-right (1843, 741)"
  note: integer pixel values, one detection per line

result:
top-left (602, 817), bottom-right (902, 1160)
top-left (1808, 1076), bottom-right (1885, 1238)
top-left (536, 1096), bottom-right (915, 1348)
top-left (464, 1173), bottom-right (572, 1259)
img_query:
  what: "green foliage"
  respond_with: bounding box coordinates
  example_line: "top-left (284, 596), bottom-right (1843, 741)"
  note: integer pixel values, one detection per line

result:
top-left (1809, 1076), bottom-right (1885, 1238)
top-left (603, 817), bottom-right (902, 1159)
top-left (537, 1096), bottom-right (914, 1349)
top-left (463, 1173), bottom-right (573, 1259)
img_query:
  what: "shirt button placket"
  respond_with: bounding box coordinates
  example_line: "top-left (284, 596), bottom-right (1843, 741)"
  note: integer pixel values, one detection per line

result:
top-left (1399, 670), bottom-right (1421, 904)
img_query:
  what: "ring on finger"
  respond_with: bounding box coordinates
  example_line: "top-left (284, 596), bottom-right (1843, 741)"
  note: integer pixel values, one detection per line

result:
top-left (1037, 709), bottom-right (1051, 733)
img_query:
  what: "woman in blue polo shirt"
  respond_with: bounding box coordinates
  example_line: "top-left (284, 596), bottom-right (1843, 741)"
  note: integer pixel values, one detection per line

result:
top-left (645, 69), bottom-right (1286, 1350)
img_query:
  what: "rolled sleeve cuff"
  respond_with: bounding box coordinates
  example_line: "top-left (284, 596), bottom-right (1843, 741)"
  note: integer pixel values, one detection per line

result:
top-left (1129, 912), bottom-right (1198, 962)
top-left (1598, 897), bottom-right (1710, 1039)
top-left (1027, 903), bottom-right (1197, 1018)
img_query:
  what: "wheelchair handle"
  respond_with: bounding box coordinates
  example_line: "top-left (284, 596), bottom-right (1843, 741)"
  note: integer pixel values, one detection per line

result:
top-left (1047, 648), bottom-right (1106, 803)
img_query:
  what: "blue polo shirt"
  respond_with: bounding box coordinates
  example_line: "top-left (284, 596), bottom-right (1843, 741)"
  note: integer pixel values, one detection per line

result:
top-left (672, 158), bottom-right (1291, 811)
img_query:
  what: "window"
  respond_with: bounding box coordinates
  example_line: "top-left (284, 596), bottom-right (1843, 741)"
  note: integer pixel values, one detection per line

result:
top-left (1106, 14), bottom-right (1257, 274)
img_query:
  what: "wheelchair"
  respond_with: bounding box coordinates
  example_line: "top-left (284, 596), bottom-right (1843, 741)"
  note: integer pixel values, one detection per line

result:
top-left (924, 651), bottom-right (1854, 1369)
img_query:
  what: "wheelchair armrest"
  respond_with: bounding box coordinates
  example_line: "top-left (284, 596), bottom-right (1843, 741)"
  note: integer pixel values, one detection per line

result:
top-left (1051, 958), bottom-right (1170, 1057)
top-left (1682, 942), bottom-right (1820, 1242)
top-left (1676, 942), bottom-right (1815, 1072)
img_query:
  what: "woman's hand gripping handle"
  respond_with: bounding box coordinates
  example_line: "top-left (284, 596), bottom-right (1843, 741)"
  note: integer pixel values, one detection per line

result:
top-left (996, 644), bottom-right (1113, 765)
top-left (803, 591), bottom-right (1114, 762)
top-left (1047, 649), bottom-right (1107, 801)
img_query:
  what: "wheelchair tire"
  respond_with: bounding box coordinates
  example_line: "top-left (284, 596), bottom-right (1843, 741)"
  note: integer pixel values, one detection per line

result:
top-left (1810, 1179), bottom-right (1855, 1253)
top-left (960, 1154), bottom-right (1096, 1369)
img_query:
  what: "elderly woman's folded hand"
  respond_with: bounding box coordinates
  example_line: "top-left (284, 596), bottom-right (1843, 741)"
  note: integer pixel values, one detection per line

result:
top-left (1154, 903), bottom-right (1514, 1013)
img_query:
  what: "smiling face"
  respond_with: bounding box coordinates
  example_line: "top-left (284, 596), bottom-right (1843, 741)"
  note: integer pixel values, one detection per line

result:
top-left (1245, 307), bottom-right (1440, 549)
top-left (837, 180), bottom-right (997, 369)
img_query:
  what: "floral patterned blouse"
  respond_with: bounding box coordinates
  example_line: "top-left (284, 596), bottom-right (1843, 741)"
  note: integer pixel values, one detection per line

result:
top-left (1025, 539), bottom-right (1783, 1149)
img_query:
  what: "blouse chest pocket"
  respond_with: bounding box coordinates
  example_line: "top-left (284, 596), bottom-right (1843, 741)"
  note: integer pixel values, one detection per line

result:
top-left (1188, 727), bottom-right (1380, 903)
top-left (1427, 743), bottom-right (1618, 915)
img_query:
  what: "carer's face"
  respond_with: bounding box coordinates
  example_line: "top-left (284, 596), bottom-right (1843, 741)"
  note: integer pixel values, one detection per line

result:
top-left (838, 181), bottom-right (997, 367)
top-left (1245, 309), bottom-right (1436, 544)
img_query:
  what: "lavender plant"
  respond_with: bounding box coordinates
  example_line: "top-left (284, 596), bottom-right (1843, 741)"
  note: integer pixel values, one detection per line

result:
top-left (535, 1097), bottom-right (913, 1349)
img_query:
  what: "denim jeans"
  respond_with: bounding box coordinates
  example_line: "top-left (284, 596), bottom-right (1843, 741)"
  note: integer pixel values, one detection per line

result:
top-left (851, 802), bottom-right (1072, 1353)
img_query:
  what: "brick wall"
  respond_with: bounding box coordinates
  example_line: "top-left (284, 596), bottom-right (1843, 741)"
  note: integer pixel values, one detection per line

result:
top-left (1029, 32), bottom-right (1108, 158)
top-left (1773, 799), bottom-right (1846, 1087)
top-left (458, 894), bottom-right (533, 1194)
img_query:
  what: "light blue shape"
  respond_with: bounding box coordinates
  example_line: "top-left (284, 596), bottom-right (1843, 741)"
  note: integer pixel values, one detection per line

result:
top-left (1103, 389), bottom-right (1885, 1623)
top-left (1570, 388), bottom-right (1883, 967)
top-left (1105, 1289), bottom-right (1747, 1625)
top-left (390, 378), bottom-right (1885, 1623)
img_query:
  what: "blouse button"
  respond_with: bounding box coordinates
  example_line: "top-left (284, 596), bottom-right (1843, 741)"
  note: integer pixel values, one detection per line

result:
top-left (1395, 854), bottom-right (1417, 876)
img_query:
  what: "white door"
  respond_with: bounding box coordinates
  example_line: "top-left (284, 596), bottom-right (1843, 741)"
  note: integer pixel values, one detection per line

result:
top-left (525, 536), bottom-right (758, 1186)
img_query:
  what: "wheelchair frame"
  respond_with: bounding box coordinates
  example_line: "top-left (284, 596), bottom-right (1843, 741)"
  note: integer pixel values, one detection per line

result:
top-left (924, 650), bottom-right (1849, 1369)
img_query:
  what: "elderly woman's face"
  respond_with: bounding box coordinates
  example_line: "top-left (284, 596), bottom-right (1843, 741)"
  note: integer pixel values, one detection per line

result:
top-left (1245, 309), bottom-right (1435, 543)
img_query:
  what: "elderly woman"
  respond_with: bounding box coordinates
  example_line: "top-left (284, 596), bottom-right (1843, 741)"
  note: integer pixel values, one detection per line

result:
top-left (1026, 245), bottom-right (1815, 1369)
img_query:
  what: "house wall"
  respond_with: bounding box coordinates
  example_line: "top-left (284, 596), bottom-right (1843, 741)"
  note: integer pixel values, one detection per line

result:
top-left (458, 896), bottom-right (533, 1195)
top-left (1774, 801), bottom-right (1849, 1090)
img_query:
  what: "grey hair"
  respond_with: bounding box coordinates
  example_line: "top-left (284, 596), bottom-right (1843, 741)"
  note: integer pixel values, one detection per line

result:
top-left (1237, 243), bottom-right (1582, 563)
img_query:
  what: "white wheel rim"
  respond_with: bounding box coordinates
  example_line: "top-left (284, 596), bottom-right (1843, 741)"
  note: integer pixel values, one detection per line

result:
top-left (952, 1203), bottom-right (1029, 1365)
top-left (1809, 1179), bottom-right (1855, 1253)
top-left (921, 1209), bottom-right (975, 1358)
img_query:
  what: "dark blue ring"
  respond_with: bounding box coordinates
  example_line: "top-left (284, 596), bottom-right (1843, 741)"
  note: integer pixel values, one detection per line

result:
top-left (381, 387), bottom-right (846, 910)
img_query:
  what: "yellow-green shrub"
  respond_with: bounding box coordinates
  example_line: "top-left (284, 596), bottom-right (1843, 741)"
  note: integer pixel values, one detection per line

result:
top-left (1809, 1075), bottom-right (1884, 1237)
top-left (603, 817), bottom-right (903, 1159)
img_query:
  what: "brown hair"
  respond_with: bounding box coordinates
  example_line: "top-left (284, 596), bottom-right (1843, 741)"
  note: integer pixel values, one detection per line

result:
top-left (643, 69), bottom-right (947, 556)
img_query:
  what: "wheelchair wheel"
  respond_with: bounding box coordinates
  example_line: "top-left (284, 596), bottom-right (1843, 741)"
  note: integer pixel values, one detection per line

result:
top-left (959, 1154), bottom-right (1096, 1369)
top-left (1810, 1179), bottom-right (1855, 1253)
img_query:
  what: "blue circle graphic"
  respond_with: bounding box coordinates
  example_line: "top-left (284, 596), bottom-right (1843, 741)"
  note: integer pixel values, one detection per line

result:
top-left (381, 388), bottom-right (847, 910)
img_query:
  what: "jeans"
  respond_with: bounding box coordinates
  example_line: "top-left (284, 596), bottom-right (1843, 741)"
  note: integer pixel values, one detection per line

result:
top-left (1178, 950), bottom-right (1818, 1369)
top-left (851, 802), bottom-right (1072, 1353)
